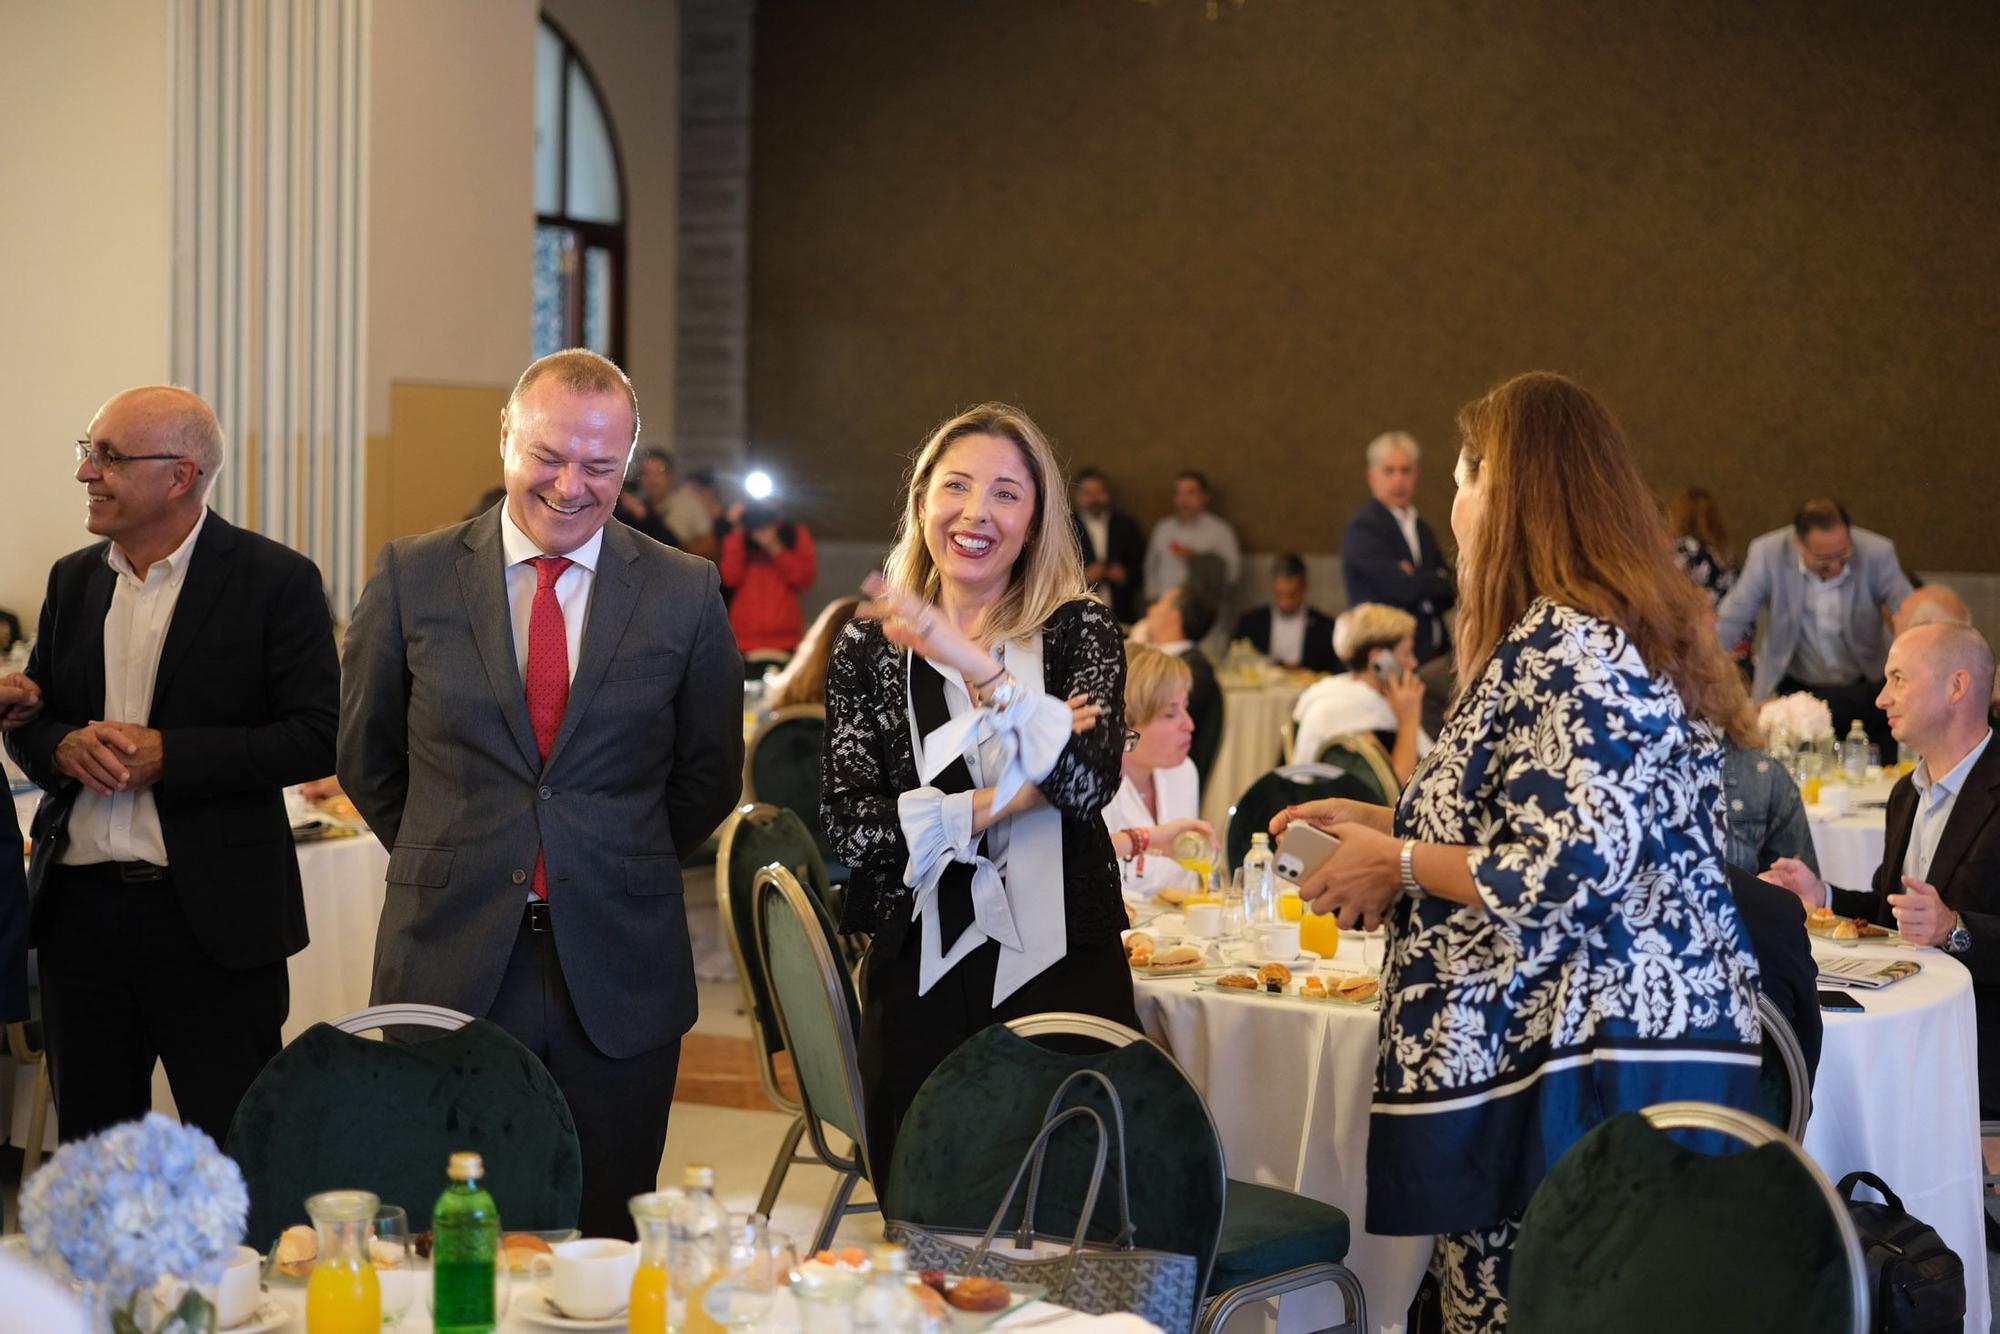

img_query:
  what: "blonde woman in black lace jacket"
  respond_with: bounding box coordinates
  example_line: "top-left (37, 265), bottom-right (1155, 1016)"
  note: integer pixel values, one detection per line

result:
top-left (822, 403), bottom-right (1136, 1181)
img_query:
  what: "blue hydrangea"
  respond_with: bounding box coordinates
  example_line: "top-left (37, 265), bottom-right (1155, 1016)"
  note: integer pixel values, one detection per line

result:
top-left (20, 1113), bottom-right (248, 1296)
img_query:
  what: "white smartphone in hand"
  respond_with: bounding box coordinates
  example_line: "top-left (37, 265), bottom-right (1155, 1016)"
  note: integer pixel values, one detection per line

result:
top-left (1275, 822), bottom-right (1342, 885)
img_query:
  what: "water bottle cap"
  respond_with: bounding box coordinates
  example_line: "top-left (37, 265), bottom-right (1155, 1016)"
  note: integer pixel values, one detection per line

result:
top-left (1250, 832), bottom-right (1269, 846)
top-left (447, 1151), bottom-right (484, 1181)
top-left (869, 1243), bottom-right (909, 1272)
top-left (682, 1163), bottom-right (717, 1189)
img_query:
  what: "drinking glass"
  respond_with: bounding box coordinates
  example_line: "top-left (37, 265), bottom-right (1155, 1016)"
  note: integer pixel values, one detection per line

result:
top-left (373, 1205), bottom-right (415, 1327)
top-left (700, 1215), bottom-right (791, 1329)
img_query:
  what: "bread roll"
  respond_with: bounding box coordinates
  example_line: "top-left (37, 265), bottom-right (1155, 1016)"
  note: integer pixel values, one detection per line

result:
top-left (1150, 944), bottom-right (1203, 968)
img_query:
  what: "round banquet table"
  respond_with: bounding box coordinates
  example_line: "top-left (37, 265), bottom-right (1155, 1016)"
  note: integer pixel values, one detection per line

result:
top-left (1199, 676), bottom-right (1313, 835)
top-left (1805, 773), bottom-right (1898, 891)
top-left (1803, 936), bottom-right (1988, 1333)
top-left (1136, 930), bottom-right (1990, 1334)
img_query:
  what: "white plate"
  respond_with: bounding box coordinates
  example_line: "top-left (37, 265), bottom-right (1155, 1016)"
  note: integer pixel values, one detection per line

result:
top-left (219, 1299), bottom-right (291, 1334)
top-left (516, 1290), bottom-right (629, 1330)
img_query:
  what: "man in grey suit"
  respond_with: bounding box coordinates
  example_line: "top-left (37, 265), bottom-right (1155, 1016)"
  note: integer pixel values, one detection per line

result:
top-left (338, 350), bottom-right (742, 1237)
top-left (1716, 497), bottom-right (1911, 760)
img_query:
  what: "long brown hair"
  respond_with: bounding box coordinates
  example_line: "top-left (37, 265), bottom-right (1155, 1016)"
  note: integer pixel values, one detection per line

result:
top-left (881, 403), bottom-right (1088, 647)
top-left (1666, 486), bottom-right (1730, 559)
top-left (1453, 372), bottom-right (1743, 733)
top-left (764, 596), bottom-right (861, 711)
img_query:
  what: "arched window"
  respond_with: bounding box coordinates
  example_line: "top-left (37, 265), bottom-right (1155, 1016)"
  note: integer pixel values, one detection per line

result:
top-left (534, 15), bottom-right (625, 361)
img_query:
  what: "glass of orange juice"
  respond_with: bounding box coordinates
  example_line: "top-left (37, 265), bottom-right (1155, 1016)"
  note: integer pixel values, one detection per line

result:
top-left (304, 1190), bottom-right (381, 1334)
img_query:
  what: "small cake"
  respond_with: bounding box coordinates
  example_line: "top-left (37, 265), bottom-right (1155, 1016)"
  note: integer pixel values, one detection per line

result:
top-left (1216, 973), bottom-right (1259, 989)
top-left (947, 1276), bottom-right (1013, 1312)
top-left (1299, 975), bottom-right (1328, 999)
top-left (1806, 905), bottom-right (1837, 928)
top-left (273, 1224), bottom-right (318, 1278)
top-left (1124, 931), bottom-right (1156, 966)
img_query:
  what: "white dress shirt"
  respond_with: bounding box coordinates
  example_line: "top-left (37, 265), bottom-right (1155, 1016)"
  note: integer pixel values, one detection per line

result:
top-left (1291, 671), bottom-right (1432, 774)
top-left (1903, 729), bottom-right (1994, 884)
top-left (1791, 558), bottom-right (1861, 686)
top-left (1386, 504), bottom-right (1423, 564)
top-left (62, 508), bottom-right (209, 867)
top-left (498, 503), bottom-right (604, 684)
top-left (1100, 760), bottom-right (1202, 902)
top-left (1080, 510), bottom-right (1111, 564)
top-left (1267, 608), bottom-right (1307, 666)
top-left (1144, 512), bottom-right (1242, 600)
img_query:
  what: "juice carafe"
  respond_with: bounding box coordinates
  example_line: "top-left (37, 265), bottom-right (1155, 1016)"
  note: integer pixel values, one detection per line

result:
top-left (629, 1189), bottom-right (679, 1334)
top-left (304, 1189), bottom-right (381, 1334)
top-left (675, 1165), bottom-right (728, 1334)
top-left (432, 1151), bottom-right (501, 1334)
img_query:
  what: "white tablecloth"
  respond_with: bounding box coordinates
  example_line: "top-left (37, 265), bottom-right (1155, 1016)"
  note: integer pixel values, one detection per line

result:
top-left (1200, 678), bottom-right (1312, 835)
top-left (1805, 938), bottom-right (1988, 1332)
top-left (1134, 935), bottom-right (1420, 1334)
top-left (1806, 774), bottom-right (1898, 890)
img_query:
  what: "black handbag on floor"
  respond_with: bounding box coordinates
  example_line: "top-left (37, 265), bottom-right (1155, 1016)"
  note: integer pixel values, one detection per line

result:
top-left (1835, 1170), bottom-right (1964, 1333)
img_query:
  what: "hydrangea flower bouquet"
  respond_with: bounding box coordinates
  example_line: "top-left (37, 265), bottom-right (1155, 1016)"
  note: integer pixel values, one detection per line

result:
top-left (20, 1113), bottom-right (249, 1334)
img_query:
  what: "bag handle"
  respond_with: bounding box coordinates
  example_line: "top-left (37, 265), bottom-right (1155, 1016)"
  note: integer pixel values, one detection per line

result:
top-left (967, 1104), bottom-right (1110, 1297)
top-left (1016, 1069), bottom-right (1139, 1250)
top-left (1835, 1169), bottom-right (1906, 1215)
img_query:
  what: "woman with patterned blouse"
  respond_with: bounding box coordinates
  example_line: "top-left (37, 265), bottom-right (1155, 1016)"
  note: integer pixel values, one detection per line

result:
top-left (1668, 486), bottom-right (1739, 607)
top-left (1275, 373), bottom-right (1763, 1331)
top-left (821, 403), bottom-right (1138, 1182)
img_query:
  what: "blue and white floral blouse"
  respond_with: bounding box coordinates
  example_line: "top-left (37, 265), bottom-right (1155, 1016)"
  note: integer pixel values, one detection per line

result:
top-left (1368, 598), bottom-right (1764, 1236)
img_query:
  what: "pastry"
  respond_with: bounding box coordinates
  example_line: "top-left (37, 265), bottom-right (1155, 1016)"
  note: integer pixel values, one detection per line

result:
top-left (1858, 923), bottom-right (1892, 939)
top-left (273, 1224), bottom-right (317, 1277)
top-left (1216, 973), bottom-right (1259, 989)
top-left (1829, 918), bottom-right (1861, 940)
top-left (947, 1276), bottom-right (1013, 1312)
top-left (368, 1237), bottom-right (407, 1269)
top-left (910, 1280), bottom-right (949, 1319)
top-left (1335, 975), bottom-right (1379, 1002)
top-left (1299, 976), bottom-right (1328, 998)
top-left (1256, 962), bottom-right (1293, 988)
top-left (1806, 905), bottom-right (1837, 927)
top-left (1150, 944), bottom-right (1203, 968)
top-left (1124, 931), bottom-right (1156, 966)
top-left (502, 1233), bottom-right (553, 1272)
top-left (1152, 886), bottom-right (1195, 907)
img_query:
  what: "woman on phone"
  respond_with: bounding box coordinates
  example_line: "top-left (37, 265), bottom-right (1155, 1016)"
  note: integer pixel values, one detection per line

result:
top-left (1290, 602), bottom-right (1430, 785)
top-left (1275, 373), bottom-right (1761, 1331)
top-left (821, 403), bottom-right (1138, 1180)
top-left (1101, 643), bottom-right (1216, 904)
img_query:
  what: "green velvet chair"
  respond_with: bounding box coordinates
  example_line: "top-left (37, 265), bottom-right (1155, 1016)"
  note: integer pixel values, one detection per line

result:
top-left (1510, 1101), bottom-right (1868, 1334)
top-left (884, 1016), bottom-right (1366, 1334)
top-left (745, 704), bottom-right (847, 887)
top-left (1751, 994), bottom-right (1812, 1140)
top-left (1225, 763), bottom-right (1387, 872)
top-left (225, 1004), bottom-right (581, 1246)
top-left (717, 803), bottom-right (871, 1218)
top-left (1311, 733), bottom-right (1397, 806)
top-left (750, 863), bottom-right (876, 1252)
top-left (4, 974), bottom-right (51, 1193)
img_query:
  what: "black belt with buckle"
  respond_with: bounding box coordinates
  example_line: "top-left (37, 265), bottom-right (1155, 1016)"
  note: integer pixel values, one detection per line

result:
top-left (524, 900), bottom-right (552, 934)
top-left (57, 861), bottom-right (169, 885)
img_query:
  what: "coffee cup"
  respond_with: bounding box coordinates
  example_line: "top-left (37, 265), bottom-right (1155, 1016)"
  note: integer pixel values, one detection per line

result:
top-left (217, 1245), bottom-right (262, 1327)
top-left (1252, 920), bottom-right (1301, 960)
top-left (1815, 784), bottom-right (1851, 816)
top-left (531, 1238), bottom-right (639, 1320)
top-left (1186, 902), bottom-right (1224, 938)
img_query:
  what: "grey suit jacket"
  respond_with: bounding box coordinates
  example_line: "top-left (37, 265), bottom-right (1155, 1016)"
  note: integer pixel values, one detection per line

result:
top-left (337, 508), bottom-right (743, 1059)
top-left (1715, 524), bottom-right (1911, 700)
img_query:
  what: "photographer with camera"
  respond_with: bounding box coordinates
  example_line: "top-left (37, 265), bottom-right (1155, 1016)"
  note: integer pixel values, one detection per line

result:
top-left (720, 498), bottom-right (817, 657)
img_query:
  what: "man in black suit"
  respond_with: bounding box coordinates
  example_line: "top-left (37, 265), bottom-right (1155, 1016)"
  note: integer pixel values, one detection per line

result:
top-left (6, 386), bottom-right (339, 1146)
top-left (1233, 553), bottom-right (1340, 673)
top-left (1141, 582), bottom-right (1223, 786)
top-left (1070, 467), bottom-right (1146, 624)
top-left (1340, 431), bottom-right (1454, 663)
top-left (1724, 864), bottom-right (1821, 1082)
top-left (1764, 623), bottom-right (1998, 1109)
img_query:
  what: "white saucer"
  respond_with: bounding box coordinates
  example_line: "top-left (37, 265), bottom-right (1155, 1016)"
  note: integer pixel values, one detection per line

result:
top-left (517, 1290), bottom-right (630, 1330)
top-left (220, 1299), bottom-right (291, 1334)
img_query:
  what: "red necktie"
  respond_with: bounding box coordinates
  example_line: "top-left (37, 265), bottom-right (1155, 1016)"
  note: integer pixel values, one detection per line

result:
top-left (525, 556), bottom-right (573, 899)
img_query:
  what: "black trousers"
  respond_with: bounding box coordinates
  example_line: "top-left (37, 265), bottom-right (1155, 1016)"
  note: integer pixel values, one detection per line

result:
top-left (484, 909), bottom-right (681, 1240)
top-left (859, 931), bottom-right (1139, 1195)
top-left (1776, 674), bottom-right (1897, 766)
top-left (39, 866), bottom-right (288, 1149)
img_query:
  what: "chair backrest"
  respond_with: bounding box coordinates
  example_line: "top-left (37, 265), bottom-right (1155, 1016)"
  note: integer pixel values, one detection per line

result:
top-left (885, 1018), bottom-right (1226, 1304)
top-left (1510, 1101), bottom-right (1868, 1334)
top-left (1225, 763), bottom-right (1385, 871)
top-left (1752, 994), bottom-right (1812, 1140)
top-left (745, 705), bottom-right (839, 867)
top-left (751, 864), bottom-right (868, 1178)
top-left (226, 1018), bottom-right (582, 1244)
top-left (330, 1003), bottom-right (475, 1034)
top-left (1312, 733), bottom-right (1396, 805)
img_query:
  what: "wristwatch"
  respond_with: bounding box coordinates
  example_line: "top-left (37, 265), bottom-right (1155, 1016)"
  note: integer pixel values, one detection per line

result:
top-left (1399, 840), bottom-right (1420, 896)
top-left (1944, 913), bottom-right (1972, 955)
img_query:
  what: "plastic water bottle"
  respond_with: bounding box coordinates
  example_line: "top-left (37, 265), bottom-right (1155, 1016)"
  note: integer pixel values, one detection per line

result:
top-left (853, 1244), bottom-right (923, 1333)
top-left (1841, 720), bottom-right (1869, 784)
top-left (1243, 832), bottom-right (1278, 925)
top-left (431, 1152), bottom-right (499, 1334)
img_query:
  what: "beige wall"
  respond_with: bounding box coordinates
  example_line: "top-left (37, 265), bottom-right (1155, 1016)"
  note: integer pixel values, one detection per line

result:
top-left (0, 0), bottom-right (171, 624)
top-left (540, 0), bottom-right (679, 451)
top-left (363, 0), bottom-right (536, 560)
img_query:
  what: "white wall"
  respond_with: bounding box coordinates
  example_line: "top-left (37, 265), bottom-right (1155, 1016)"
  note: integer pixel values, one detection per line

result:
top-left (0, 0), bottom-right (171, 625)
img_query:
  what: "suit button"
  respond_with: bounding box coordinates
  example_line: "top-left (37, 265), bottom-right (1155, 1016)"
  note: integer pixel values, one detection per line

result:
top-left (538, 786), bottom-right (553, 801)
top-left (510, 869), bottom-right (527, 885)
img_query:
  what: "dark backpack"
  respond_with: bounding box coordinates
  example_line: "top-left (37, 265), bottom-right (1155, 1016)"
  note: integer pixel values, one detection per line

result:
top-left (1836, 1170), bottom-right (1965, 1333)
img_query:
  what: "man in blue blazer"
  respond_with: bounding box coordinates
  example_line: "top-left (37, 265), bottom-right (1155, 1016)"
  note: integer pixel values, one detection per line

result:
top-left (1340, 431), bottom-right (1454, 663)
top-left (1715, 499), bottom-right (1911, 759)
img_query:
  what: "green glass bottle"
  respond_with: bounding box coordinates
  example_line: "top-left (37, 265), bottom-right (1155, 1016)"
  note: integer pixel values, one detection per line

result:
top-left (432, 1151), bottom-right (500, 1334)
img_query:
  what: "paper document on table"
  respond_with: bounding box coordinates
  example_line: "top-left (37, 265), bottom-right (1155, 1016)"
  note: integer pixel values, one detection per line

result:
top-left (1815, 956), bottom-right (1923, 990)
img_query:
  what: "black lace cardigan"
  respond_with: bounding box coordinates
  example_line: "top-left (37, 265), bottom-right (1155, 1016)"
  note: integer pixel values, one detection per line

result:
top-left (820, 596), bottom-right (1128, 957)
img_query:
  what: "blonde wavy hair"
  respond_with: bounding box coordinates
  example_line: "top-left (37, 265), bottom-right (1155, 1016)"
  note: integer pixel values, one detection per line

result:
top-left (1124, 642), bottom-right (1193, 727)
top-left (881, 403), bottom-right (1088, 647)
top-left (1332, 603), bottom-right (1417, 668)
